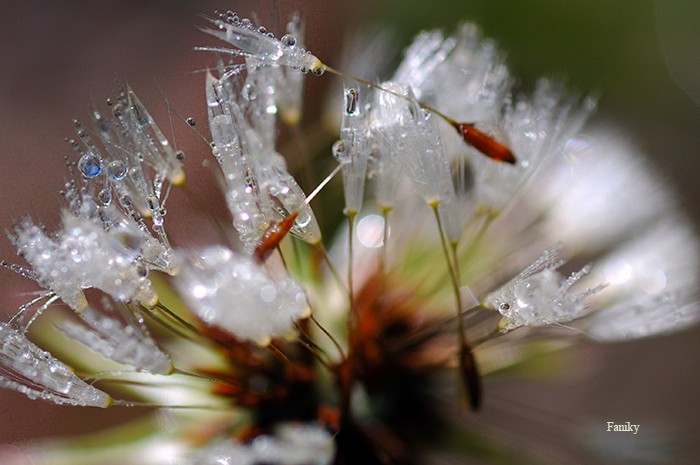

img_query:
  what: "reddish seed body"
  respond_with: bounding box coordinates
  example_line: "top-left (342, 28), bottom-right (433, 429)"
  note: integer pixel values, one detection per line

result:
top-left (254, 211), bottom-right (299, 262)
top-left (453, 122), bottom-right (516, 164)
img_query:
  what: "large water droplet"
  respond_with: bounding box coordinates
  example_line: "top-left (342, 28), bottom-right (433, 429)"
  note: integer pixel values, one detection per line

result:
top-left (78, 154), bottom-right (102, 178)
top-left (281, 34), bottom-right (296, 47)
top-left (107, 160), bottom-right (127, 180)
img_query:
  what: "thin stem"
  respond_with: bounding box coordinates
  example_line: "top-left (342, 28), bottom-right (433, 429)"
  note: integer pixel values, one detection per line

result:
top-left (394, 304), bottom-right (482, 352)
top-left (111, 400), bottom-right (221, 410)
top-left (430, 203), bottom-right (464, 335)
top-left (153, 302), bottom-right (201, 336)
top-left (172, 367), bottom-right (241, 388)
top-left (310, 314), bottom-right (346, 360)
top-left (346, 211), bottom-right (357, 326)
top-left (433, 202), bottom-right (481, 409)
top-left (293, 332), bottom-right (333, 370)
top-left (379, 206), bottom-right (392, 278)
top-left (450, 239), bottom-right (466, 344)
top-left (267, 342), bottom-right (291, 364)
top-left (142, 305), bottom-right (199, 342)
top-left (316, 243), bottom-right (346, 295)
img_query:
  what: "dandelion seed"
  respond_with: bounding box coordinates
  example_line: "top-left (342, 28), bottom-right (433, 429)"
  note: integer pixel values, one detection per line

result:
top-left (0, 322), bottom-right (111, 408)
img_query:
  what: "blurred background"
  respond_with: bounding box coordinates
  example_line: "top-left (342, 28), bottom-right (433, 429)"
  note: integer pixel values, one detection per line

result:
top-left (0, 0), bottom-right (699, 463)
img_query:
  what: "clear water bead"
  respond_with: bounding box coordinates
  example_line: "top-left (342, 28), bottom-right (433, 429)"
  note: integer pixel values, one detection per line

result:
top-left (97, 189), bottom-right (112, 205)
top-left (78, 154), bottom-right (102, 178)
top-left (281, 34), bottom-right (297, 46)
top-left (345, 88), bottom-right (359, 115)
top-left (107, 160), bottom-right (127, 180)
top-left (332, 140), bottom-right (350, 164)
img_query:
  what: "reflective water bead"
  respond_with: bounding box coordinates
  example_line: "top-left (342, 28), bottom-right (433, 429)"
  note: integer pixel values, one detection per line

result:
top-left (281, 34), bottom-right (296, 46)
top-left (332, 140), bottom-right (350, 164)
top-left (345, 88), bottom-right (359, 115)
top-left (97, 189), bottom-right (112, 206)
top-left (186, 117), bottom-right (196, 126)
top-left (77, 154), bottom-right (102, 178)
top-left (146, 194), bottom-right (159, 211)
top-left (295, 210), bottom-right (312, 228)
top-left (107, 160), bottom-right (127, 180)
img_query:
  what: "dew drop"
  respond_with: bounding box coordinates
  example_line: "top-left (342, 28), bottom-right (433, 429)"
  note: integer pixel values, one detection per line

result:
top-left (186, 117), bottom-right (196, 127)
top-left (175, 150), bottom-right (185, 161)
top-left (345, 88), bottom-right (359, 115)
top-left (312, 66), bottom-right (326, 76)
top-left (97, 189), bottom-right (112, 205)
top-left (107, 160), bottom-right (127, 180)
top-left (295, 211), bottom-right (312, 228)
top-left (78, 154), bottom-right (102, 178)
top-left (332, 140), bottom-right (350, 164)
top-left (146, 194), bottom-right (159, 211)
top-left (281, 34), bottom-right (296, 47)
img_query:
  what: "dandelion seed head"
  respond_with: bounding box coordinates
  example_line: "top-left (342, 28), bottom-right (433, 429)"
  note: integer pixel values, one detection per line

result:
top-left (1, 8), bottom-right (699, 465)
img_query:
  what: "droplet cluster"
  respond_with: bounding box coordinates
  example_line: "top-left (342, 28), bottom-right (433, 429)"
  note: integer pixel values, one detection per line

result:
top-left (11, 214), bottom-right (158, 312)
top-left (0, 322), bottom-right (111, 408)
top-left (175, 246), bottom-right (309, 345)
top-left (58, 298), bottom-right (172, 375)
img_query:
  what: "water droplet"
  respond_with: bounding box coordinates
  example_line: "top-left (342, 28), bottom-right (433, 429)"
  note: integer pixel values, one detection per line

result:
top-left (175, 150), bottom-right (185, 161)
top-left (146, 194), bottom-right (159, 211)
top-left (332, 140), bottom-right (350, 164)
top-left (106, 98), bottom-right (113, 106)
top-left (136, 263), bottom-right (148, 277)
top-left (345, 88), bottom-right (359, 115)
top-left (312, 66), bottom-right (326, 76)
top-left (107, 160), bottom-right (127, 180)
top-left (97, 189), bottom-right (112, 205)
top-left (295, 211), bottom-right (312, 228)
top-left (186, 117), bottom-right (196, 127)
top-left (257, 26), bottom-right (267, 34)
top-left (281, 34), bottom-right (296, 47)
top-left (78, 154), bottom-right (102, 178)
